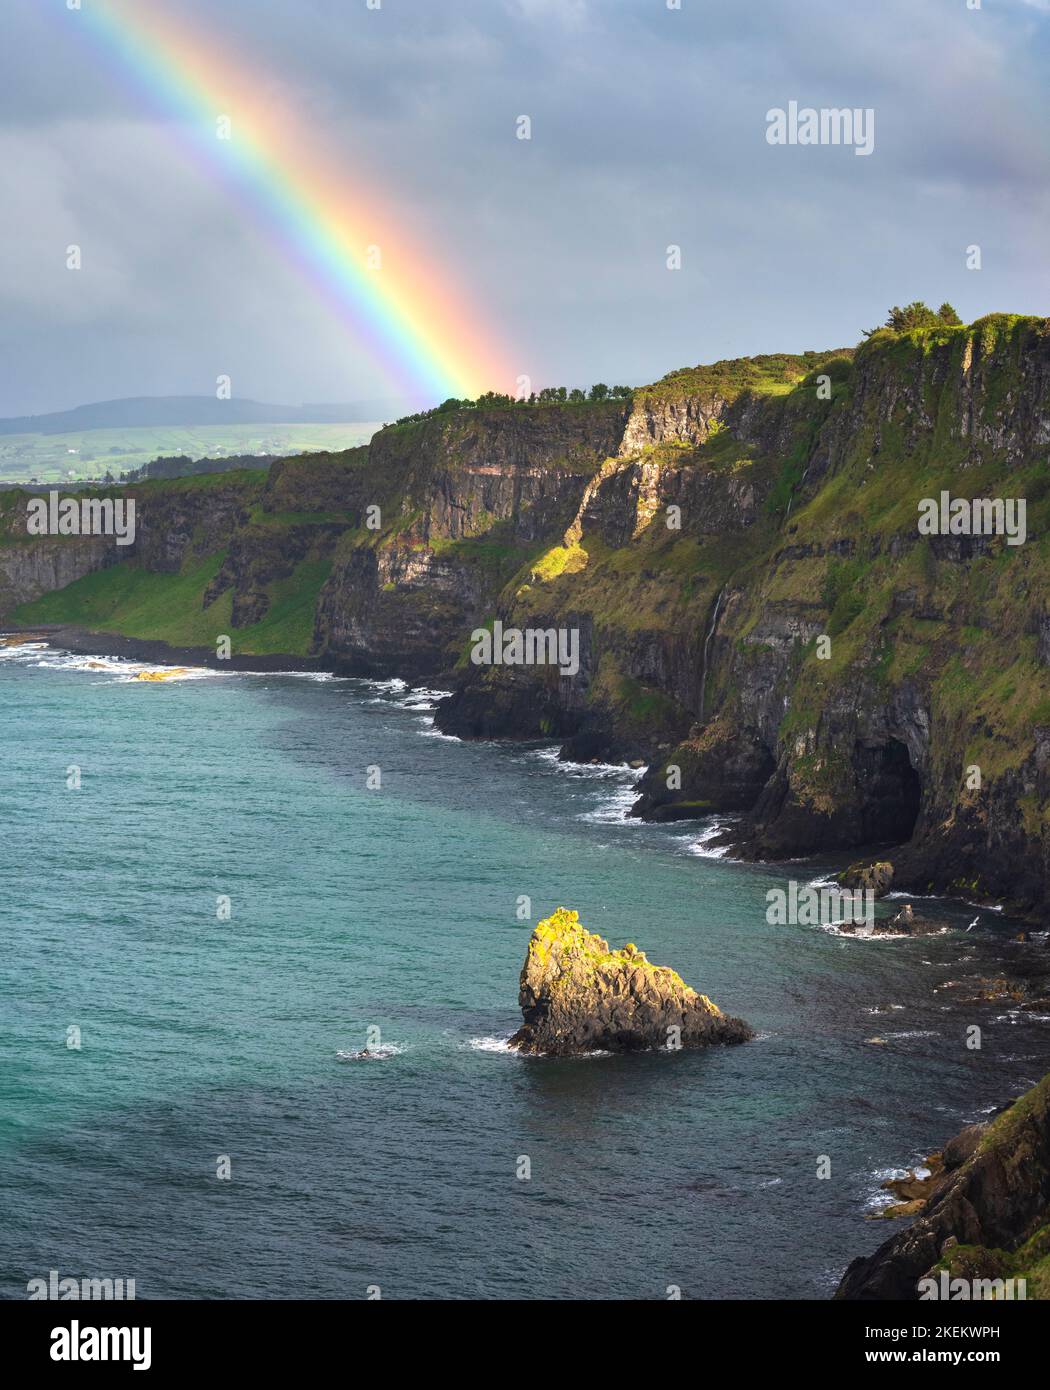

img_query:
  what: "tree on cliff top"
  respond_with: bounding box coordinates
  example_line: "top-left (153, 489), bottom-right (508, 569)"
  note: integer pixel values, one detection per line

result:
top-left (864, 301), bottom-right (963, 336)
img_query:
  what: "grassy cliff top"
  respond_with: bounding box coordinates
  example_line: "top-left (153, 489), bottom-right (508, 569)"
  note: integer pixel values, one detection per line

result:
top-left (637, 349), bottom-right (854, 405)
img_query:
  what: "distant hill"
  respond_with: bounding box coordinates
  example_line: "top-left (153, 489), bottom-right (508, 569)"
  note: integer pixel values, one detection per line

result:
top-left (0, 396), bottom-right (407, 436)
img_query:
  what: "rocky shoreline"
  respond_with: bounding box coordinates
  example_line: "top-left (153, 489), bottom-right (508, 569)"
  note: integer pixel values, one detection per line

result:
top-left (0, 623), bottom-right (328, 673)
top-left (5, 620), bottom-right (1048, 1298)
top-left (836, 1076), bottom-right (1050, 1300)
top-left (3, 319), bottom-right (1048, 915)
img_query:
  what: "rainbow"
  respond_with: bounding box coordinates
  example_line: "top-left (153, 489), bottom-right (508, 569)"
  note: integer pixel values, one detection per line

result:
top-left (74, 0), bottom-right (512, 406)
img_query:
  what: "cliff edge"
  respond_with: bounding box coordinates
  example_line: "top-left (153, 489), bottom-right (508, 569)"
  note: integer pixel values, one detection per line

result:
top-left (836, 1073), bottom-right (1050, 1299)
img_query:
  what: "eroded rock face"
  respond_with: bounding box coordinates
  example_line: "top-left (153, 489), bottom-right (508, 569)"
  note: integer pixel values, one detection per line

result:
top-left (836, 1074), bottom-right (1050, 1300)
top-left (840, 860), bottom-right (895, 897)
top-left (508, 908), bottom-right (753, 1055)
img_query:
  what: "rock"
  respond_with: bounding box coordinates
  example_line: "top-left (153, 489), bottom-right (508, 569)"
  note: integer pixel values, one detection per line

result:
top-left (133, 667), bottom-right (190, 682)
top-left (840, 860), bottom-right (894, 897)
top-left (942, 1123), bottom-right (986, 1172)
top-left (872, 1152), bottom-right (947, 1219)
top-left (871, 1198), bottom-right (926, 1221)
top-left (839, 902), bottom-right (949, 938)
top-left (836, 1073), bottom-right (1050, 1300)
top-left (875, 903), bottom-right (949, 936)
top-left (508, 907), bottom-right (753, 1056)
top-left (959, 976), bottom-right (1025, 1004)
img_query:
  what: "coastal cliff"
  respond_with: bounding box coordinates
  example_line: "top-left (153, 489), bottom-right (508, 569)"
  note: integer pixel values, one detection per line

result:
top-left (836, 1074), bottom-right (1050, 1300)
top-left (4, 313), bottom-right (1048, 913)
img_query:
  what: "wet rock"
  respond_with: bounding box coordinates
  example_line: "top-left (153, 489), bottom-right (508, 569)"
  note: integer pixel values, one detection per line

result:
top-left (942, 1123), bottom-right (986, 1172)
top-left (840, 860), bottom-right (895, 897)
top-left (878, 903), bottom-right (949, 936)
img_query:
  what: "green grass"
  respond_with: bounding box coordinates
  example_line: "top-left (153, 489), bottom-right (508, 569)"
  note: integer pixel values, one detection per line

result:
top-left (638, 349), bottom-right (853, 406)
top-left (13, 552), bottom-right (331, 656)
top-left (15, 554), bottom-right (230, 645)
top-left (0, 423), bottom-right (381, 485)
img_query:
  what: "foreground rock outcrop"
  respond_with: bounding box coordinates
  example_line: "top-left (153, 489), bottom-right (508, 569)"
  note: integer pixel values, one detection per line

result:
top-left (836, 1073), bottom-right (1050, 1299)
top-left (508, 907), bottom-right (753, 1055)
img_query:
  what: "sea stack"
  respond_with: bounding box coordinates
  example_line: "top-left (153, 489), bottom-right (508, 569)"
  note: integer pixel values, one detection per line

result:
top-left (508, 907), bottom-right (753, 1056)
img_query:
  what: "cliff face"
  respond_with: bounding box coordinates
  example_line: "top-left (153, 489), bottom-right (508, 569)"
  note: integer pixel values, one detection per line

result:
top-left (0, 491), bottom-right (116, 610)
top-left (5, 317), bottom-right (1048, 911)
top-left (437, 318), bottom-right (1050, 914)
top-left (836, 1074), bottom-right (1050, 1300)
top-left (312, 403), bottom-right (628, 678)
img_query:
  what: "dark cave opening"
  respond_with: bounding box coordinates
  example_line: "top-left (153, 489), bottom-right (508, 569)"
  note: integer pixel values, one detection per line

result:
top-left (853, 737), bottom-right (922, 846)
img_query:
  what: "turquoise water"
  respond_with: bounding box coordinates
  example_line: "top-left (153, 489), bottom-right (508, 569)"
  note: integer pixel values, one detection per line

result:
top-left (2, 643), bottom-right (1047, 1300)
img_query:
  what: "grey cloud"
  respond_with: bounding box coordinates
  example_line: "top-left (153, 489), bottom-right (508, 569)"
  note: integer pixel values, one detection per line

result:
top-left (0, 0), bottom-right (1047, 415)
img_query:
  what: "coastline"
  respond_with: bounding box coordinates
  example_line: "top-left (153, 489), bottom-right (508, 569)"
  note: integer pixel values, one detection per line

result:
top-left (0, 622), bottom-right (329, 674)
top-left (4, 620), bottom-right (1047, 1300)
top-left (1, 620), bottom-right (1018, 923)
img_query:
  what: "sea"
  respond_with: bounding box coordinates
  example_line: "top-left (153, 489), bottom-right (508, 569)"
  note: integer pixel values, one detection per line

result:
top-left (1, 640), bottom-right (1047, 1299)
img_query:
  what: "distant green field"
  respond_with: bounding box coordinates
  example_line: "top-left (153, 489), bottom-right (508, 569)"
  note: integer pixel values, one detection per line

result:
top-left (0, 422), bottom-right (382, 484)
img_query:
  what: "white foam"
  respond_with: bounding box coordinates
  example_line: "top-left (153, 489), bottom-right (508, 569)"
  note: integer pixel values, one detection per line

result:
top-left (466, 1034), bottom-right (520, 1055)
top-left (18, 647), bottom-right (211, 683)
top-left (464, 1034), bottom-right (613, 1059)
top-left (527, 746), bottom-right (641, 778)
top-left (417, 718), bottom-right (461, 740)
top-left (577, 781), bottom-right (640, 825)
top-left (335, 1041), bottom-right (407, 1061)
top-left (685, 818), bottom-right (736, 859)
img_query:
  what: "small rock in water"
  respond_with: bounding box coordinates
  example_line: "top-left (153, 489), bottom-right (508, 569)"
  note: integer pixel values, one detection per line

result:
top-left (508, 907), bottom-right (753, 1056)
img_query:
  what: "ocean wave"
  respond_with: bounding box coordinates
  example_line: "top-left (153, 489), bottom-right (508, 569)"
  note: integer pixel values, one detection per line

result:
top-left (417, 718), bottom-right (461, 740)
top-left (527, 745), bottom-right (643, 778)
top-left (863, 1166), bottom-right (917, 1213)
top-left (1, 636), bottom-right (217, 682)
top-left (685, 818), bottom-right (742, 860)
top-left (335, 1042), bottom-right (407, 1061)
top-left (519, 746), bottom-right (645, 826)
top-left (401, 686), bottom-right (450, 710)
top-left (464, 1034), bottom-right (613, 1059)
top-left (0, 639), bottom-right (49, 658)
top-left (576, 781), bottom-right (640, 825)
top-left (466, 1034), bottom-right (520, 1055)
top-left (885, 891), bottom-right (947, 901)
top-left (22, 649), bottom-right (210, 682)
top-left (240, 669), bottom-right (343, 682)
top-left (362, 678), bottom-right (452, 716)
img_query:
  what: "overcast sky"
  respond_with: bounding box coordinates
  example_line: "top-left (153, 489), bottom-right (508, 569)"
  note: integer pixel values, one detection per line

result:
top-left (1, 0), bottom-right (1048, 416)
